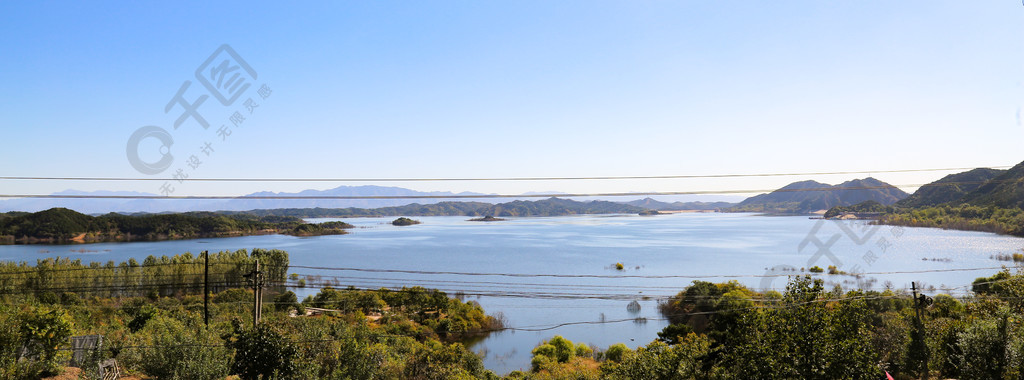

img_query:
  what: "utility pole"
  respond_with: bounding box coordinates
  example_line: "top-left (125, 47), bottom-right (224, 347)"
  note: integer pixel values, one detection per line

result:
top-left (203, 250), bottom-right (209, 327)
top-left (910, 282), bottom-right (931, 379)
top-left (911, 282), bottom-right (921, 321)
top-left (244, 260), bottom-right (264, 326)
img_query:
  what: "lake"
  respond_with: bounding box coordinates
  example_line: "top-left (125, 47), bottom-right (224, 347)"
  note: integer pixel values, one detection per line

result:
top-left (1, 212), bottom-right (1021, 374)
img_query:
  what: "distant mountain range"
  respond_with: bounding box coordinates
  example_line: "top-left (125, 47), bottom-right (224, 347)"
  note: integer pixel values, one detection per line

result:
top-left (0, 186), bottom-right (507, 214)
top-left (229, 198), bottom-right (645, 218)
top-left (0, 185), bottom-right (744, 214)
top-left (622, 198), bottom-right (735, 211)
top-left (730, 178), bottom-right (909, 214)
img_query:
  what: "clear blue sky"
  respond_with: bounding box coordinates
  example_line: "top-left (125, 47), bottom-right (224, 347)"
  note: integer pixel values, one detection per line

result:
top-left (2, 1), bottom-right (1023, 199)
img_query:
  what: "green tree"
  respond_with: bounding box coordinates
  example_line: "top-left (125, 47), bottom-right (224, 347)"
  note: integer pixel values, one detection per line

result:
top-left (134, 315), bottom-right (230, 380)
top-left (954, 313), bottom-right (1011, 379)
top-left (227, 321), bottom-right (297, 380)
top-left (19, 307), bottom-right (73, 376)
top-left (727, 276), bottom-right (880, 379)
top-left (601, 335), bottom-right (711, 380)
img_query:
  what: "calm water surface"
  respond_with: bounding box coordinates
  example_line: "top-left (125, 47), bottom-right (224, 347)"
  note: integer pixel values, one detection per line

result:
top-left (1, 213), bottom-right (1021, 374)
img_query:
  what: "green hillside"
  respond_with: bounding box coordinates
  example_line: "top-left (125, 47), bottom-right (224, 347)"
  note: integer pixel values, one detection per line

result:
top-left (962, 162), bottom-right (1024, 209)
top-left (896, 168), bottom-right (1005, 207)
top-left (872, 163), bottom-right (1024, 236)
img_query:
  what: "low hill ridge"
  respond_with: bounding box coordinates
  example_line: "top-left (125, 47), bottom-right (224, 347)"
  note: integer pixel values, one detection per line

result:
top-left (732, 178), bottom-right (907, 214)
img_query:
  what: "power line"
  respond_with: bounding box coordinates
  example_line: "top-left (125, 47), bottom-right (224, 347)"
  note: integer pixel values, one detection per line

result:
top-left (0, 184), bottom-right (942, 200)
top-left (0, 259), bottom-right (1011, 284)
top-left (280, 264), bottom-right (1016, 279)
top-left (0, 165), bottom-right (1007, 183)
top-left (3, 177), bottom-right (1020, 201)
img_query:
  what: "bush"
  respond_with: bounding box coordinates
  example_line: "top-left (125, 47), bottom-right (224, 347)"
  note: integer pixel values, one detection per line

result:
top-left (954, 317), bottom-right (1009, 379)
top-left (0, 307), bottom-right (24, 378)
top-left (274, 291), bottom-right (299, 312)
top-left (601, 336), bottom-right (711, 380)
top-left (227, 321), bottom-right (297, 380)
top-left (134, 315), bottom-right (230, 380)
top-left (214, 288), bottom-right (252, 304)
top-left (19, 307), bottom-right (73, 376)
top-left (127, 304), bottom-right (157, 333)
top-left (605, 343), bottom-right (631, 362)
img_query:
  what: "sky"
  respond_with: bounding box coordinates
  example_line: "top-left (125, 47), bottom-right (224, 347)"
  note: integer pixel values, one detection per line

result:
top-left (1, 1), bottom-right (1023, 202)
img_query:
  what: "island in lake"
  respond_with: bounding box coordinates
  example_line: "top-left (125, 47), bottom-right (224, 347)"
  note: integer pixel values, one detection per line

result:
top-left (468, 215), bottom-right (505, 222)
top-left (391, 217), bottom-right (422, 226)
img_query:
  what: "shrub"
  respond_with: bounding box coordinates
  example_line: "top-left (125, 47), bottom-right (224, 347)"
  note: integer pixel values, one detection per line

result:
top-left (227, 321), bottom-right (297, 380)
top-left (19, 307), bottom-right (73, 377)
top-left (605, 343), bottom-right (631, 362)
top-left (274, 291), bottom-right (298, 312)
top-left (134, 315), bottom-right (230, 380)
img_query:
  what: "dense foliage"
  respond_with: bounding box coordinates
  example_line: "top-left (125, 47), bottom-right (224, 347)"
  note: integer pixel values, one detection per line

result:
top-left (878, 204), bottom-right (1024, 236)
top-left (8, 248), bottom-right (1024, 378)
top-left (0, 250), bottom-right (505, 379)
top-left (392, 217), bottom-right (421, 226)
top-left (0, 208), bottom-right (352, 244)
top-left (823, 200), bottom-right (893, 218)
top-left (512, 272), bottom-right (1024, 379)
top-left (875, 162), bottom-right (1024, 236)
top-left (0, 249), bottom-right (289, 298)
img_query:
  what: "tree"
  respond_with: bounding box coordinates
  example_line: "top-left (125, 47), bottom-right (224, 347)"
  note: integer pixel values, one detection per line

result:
top-left (273, 291), bottom-right (299, 312)
top-left (656, 323), bottom-right (693, 345)
top-left (601, 335), bottom-right (711, 380)
top-left (136, 316), bottom-right (230, 380)
top-left (954, 313), bottom-right (1011, 379)
top-left (226, 321), bottom-right (297, 380)
top-left (19, 307), bottom-right (73, 376)
top-left (726, 276), bottom-right (880, 379)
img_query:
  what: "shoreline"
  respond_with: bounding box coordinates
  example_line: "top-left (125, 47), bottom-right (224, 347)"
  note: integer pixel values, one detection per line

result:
top-left (0, 228), bottom-right (348, 246)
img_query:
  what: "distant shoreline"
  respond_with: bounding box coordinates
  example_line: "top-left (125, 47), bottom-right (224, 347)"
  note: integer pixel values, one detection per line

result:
top-left (0, 228), bottom-right (347, 246)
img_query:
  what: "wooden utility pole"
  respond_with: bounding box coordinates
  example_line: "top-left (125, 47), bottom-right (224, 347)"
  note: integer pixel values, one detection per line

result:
top-left (911, 282), bottom-right (921, 321)
top-left (203, 250), bottom-right (209, 327)
top-left (245, 260), bottom-right (264, 326)
top-left (910, 282), bottom-right (930, 379)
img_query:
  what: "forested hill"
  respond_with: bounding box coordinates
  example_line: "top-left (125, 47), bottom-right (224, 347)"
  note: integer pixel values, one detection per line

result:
top-left (961, 161), bottom-right (1024, 209)
top-left (227, 197), bottom-right (646, 218)
top-left (860, 162), bottom-right (1024, 236)
top-left (896, 168), bottom-right (1006, 208)
top-left (731, 177), bottom-right (908, 214)
top-left (0, 208), bottom-right (352, 244)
